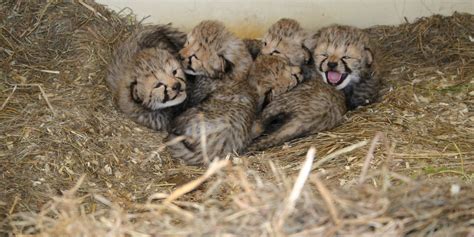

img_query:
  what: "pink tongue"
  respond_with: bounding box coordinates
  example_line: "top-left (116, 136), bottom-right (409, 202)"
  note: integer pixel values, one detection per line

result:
top-left (327, 71), bottom-right (342, 84)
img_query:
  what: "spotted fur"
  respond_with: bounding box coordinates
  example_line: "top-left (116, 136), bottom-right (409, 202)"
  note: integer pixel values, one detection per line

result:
top-left (254, 75), bottom-right (347, 149)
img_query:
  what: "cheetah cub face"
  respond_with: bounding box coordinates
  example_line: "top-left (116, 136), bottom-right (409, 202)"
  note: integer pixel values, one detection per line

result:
top-left (130, 48), bottom-right (187, 110)
top-left (179, 20), bottom-right (252, 81)
top-left (249, 55), bottom-right (303, 107)
top-left (261, 18), bottom-right (311, 66)
top-left (313, 25), bottom-right (374, 90)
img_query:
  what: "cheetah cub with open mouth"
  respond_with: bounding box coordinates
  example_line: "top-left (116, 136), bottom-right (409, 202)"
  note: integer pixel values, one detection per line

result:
top-left (107, 24), bottom-right (187, 131)
top-left (310, 25), bottom-right (381, 110)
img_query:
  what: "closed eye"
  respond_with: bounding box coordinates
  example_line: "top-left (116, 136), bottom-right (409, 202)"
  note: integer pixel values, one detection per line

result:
top-left (342, 56), bottom-right (361, 60)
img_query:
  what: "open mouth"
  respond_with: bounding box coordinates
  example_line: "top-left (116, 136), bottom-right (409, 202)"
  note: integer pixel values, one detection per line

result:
top-left (325, 71), bottom-right (348, 86)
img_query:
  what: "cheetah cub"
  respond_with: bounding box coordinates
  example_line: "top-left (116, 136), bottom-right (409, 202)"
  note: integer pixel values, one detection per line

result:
top-left (107, 24), bottom-right (187, 130)
top-left (261, 18), bottom-right (312, 67)
top-left (309, 25), bottom-right (381, 110)
top-left (178, 20), bottom-right (253, 106)
top-left (249, 54), bottom-right (303, 110)
top-left (165, 20), bottom-right (253, 165)
top-left (254, 78), bottom-right (347, 149)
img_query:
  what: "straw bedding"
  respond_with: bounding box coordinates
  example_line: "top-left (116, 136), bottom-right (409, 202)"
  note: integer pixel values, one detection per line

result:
top-left (0, 1), bottom-right (473, 236)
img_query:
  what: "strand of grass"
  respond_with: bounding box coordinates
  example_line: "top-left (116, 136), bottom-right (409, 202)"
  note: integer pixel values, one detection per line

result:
top-left (359, 132), bottom-right (383, 185)
top-left (163, 159), bottom-right (229, 204)
top-left (20, 2), bottom-right (51, 37)
top-left (78, 0), bottom-right (108, 21)
top-left (288, 147), bottom-right (315, 212)
top-left (277, 147), bottom-right (316, 229)
top-left (8, 195), bottom-right (20, 215)
top-left (9, 84), bottom-right (56, 116)
top-left (198, 114), bottom-right (210, 164)
top-left (291, 140), bottom-right (368, 171)
top-left (311, 175), bottom-right (341, 226)
top-left (0, 85), bottom-right (17, 111)
top-left (452, 142), bottom-right (465, 175)
top-left (158, 135), bottom-right (186, 153)
top-left (392, 151), bottom-right (474, 158)
top-left (430, 169), bottom-right (468, 176)
top-left (236, 167), bottom-right (259, 203)
top-left (18, 64), bottom-right (60, 74)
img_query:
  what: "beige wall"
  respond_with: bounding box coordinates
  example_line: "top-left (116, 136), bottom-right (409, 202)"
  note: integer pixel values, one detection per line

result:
top-left (97, 0), bottom-right (474, 38)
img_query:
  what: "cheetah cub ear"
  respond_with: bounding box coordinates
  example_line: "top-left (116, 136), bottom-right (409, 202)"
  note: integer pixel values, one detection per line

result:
top-left (218, 54), bottom-right (234, 74)
top-left (302, 32), bottom-right (319, 52)
top-left (363, 47), bottom-right (374, 67)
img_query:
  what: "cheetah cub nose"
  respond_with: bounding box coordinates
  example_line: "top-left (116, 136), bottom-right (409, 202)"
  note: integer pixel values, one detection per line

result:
top-left (327, 62), bottom-right (338, 69)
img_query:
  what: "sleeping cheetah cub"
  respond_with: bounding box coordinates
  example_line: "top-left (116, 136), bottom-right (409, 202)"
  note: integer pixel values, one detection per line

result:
top-left (165, 20), bottom-right (253, 165)
top-left (254, 78), bottom-right (347, 149)
top-left (261, 18), bottom-right (312, 66)
top-left (310, 25), bottom-right (381, 110)
top-left (249, 54), bottom-right (303, 110)
top-left (166, 79), bottom-right (258, 165)
top-left (107, 24), bottom-right (187, 130)
top-left (179, 20), bottom-right (253, 106)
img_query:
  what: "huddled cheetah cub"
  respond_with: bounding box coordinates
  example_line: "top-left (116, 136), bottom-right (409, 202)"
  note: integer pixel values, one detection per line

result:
top-left (254, 78), bottom-right (347, 149)
top-left (178, 20), bottom-right (253, 106)
top-left (106, 24), bottom-right (187, 130)
top-left (309, 25), bottom-right (381, 110)
top-left (249, 54), bottom-right (303, 110)
top-left (166, 20), bottom-right (253, 165)
top-left (261, 18), bottom-right (312, 67)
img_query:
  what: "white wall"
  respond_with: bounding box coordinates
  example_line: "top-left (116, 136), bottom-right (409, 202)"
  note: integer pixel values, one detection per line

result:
top-left (97, 0), bottom-right (474, 37)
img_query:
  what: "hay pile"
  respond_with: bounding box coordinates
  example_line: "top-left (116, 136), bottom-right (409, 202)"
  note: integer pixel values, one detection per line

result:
top-left (1, 1), bottom-right (473, 236)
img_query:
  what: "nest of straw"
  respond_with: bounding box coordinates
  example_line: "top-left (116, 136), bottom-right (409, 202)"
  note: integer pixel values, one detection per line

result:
top-left (1, 1), bottom-right (473, 236)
